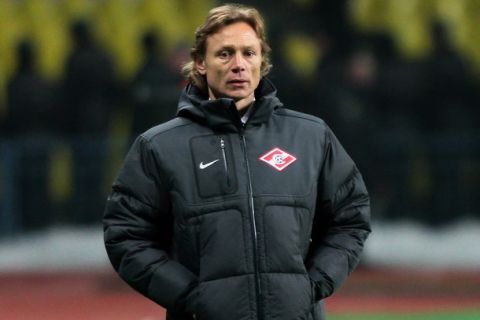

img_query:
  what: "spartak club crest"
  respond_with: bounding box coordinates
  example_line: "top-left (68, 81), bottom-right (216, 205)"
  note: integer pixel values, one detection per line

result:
top-left (259, 147), bottom-right (297, 171)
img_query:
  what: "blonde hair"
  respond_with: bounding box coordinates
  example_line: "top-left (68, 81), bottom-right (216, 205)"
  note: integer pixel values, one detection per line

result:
top-left (181, 3), bottom-right (272, 91)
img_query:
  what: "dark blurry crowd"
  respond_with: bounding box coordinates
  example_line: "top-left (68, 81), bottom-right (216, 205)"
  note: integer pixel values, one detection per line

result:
top-left (1, 0), bottom-right (479, 234)
top-left (0, 20), bottom-right (184, 233)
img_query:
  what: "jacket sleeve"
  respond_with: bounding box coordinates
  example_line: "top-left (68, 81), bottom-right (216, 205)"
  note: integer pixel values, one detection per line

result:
top-left (307, 127), bottom-right (371, 300)
top-left (103, 136), bottom-right (197, 311)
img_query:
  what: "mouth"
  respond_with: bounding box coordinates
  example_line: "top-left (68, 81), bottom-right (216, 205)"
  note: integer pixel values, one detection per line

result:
top-left (227, 79), bottom-right (249, 85)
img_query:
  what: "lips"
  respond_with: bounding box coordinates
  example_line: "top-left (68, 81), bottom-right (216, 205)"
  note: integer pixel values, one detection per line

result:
top-left (227, 79), bottom-right (248, 86)
top-left (227, 79), bottom-right (248, 84)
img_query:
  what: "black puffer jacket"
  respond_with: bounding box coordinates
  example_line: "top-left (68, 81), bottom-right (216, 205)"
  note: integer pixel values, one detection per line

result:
top-left (103, 78), bottom-right (371, 320)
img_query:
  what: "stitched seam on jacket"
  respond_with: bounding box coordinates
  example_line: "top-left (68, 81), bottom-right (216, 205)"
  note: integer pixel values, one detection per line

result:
top-left (273, 110), bottom-right (326, 125)
top-left (110, 188), bottom-right (159, 210)
top-left (200, 271), bottom-right (308, 284)
top-left (140, 121), bottom-right (195, 142)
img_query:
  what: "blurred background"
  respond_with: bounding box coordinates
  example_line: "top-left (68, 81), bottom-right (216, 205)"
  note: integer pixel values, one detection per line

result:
top-left (0, 0), bottom-right (479, 319)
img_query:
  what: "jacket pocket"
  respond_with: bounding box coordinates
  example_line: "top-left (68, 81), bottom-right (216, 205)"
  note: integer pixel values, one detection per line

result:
top-left (296, 279), bottom-right (316, 320)
top-left (295, 291), bottom-right (316, 320)
top-left (190, 134), bottom-right (237, 198)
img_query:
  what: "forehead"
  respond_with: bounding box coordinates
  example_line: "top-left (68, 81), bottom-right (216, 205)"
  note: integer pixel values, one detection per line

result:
top-left (207, 21), bottom-right (261, 49)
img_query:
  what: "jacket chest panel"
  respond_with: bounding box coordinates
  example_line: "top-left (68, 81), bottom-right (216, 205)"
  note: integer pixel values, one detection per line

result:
top-left (190, 134), bottom-right (239, 198)
top-left (243, 128), bottom-right (322, 198)
top-left (165, 129), bottom-right (321, 215)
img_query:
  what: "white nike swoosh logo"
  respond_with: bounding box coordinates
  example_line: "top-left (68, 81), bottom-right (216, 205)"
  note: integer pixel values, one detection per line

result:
top-left (199, 159), bottom-right (220, 169)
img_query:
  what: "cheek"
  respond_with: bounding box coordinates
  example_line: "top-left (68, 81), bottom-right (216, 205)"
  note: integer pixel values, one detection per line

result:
top-left (252, 59), bottom-right (262, 74)
top-left (205, 68), bottom-right (223, 87)
top-left (216, 68), bottom-right (227, 79)
top-left (252, 62), bottom-right (262, 79)
top-left (209, 65), bottom-right (226, 79)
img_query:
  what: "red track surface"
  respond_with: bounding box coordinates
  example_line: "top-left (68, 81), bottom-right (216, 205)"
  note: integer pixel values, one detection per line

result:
top-left (1, 268), bottom-right (479, 319)
top-left (327, 267), bottom-right (480, 313)
top-left (0, 272), bottom-right (165, 320)
top-left (327, 295), bottom-right (480, 314)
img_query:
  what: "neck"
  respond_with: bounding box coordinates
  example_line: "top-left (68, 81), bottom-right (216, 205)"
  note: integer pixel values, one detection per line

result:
top-left (234, 94), bottom-right (255, 111)
top-left (207, 89), bottom-right (255, 111)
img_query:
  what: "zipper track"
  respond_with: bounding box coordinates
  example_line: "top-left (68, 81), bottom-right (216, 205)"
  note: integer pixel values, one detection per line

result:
top-left (220, 137), bottom-right (230, 187)
top-left (241, 133), bottom-right (263, 320)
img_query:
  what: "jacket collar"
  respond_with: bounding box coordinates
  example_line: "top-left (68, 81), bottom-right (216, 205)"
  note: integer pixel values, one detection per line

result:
top-left (177, 78), bottom-right (282, 132)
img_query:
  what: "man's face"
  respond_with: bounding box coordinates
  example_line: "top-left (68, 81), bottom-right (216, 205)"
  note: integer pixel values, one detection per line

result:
top-left (195, 22), bottom-right (262, 110)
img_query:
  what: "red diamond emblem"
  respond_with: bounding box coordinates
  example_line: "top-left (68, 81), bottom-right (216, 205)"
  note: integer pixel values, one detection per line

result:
top-left (259, 147), bottom-right (297, 171)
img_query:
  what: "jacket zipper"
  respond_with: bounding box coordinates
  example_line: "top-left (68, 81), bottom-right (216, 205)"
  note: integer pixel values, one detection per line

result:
top-left (240, 133), bottom-right (263, 320)
top-left (220, 137), bottom-right (230, 187)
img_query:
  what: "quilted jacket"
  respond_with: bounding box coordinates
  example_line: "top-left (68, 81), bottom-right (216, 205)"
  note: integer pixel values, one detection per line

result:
top-left (103, 78), bottom-right (371, 320)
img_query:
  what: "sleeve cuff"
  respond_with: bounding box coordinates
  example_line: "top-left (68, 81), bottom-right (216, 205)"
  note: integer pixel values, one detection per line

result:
top-left (147, 260), bottom-right (198, 310)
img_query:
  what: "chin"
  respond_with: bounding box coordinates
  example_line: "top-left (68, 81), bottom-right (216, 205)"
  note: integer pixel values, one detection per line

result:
top-left (227, 90), bottom-right (251, 100)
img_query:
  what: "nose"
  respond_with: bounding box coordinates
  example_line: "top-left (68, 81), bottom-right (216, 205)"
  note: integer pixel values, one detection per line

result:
top-left (231, 52), bottom-right (246, 73)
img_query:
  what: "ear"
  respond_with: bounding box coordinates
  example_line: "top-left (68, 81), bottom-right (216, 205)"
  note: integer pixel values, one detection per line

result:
top-left (195, 58), bottom-right (207, 75)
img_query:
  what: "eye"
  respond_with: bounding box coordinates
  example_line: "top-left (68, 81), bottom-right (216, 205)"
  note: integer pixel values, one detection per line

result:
top-left (244, 50), bottom-right (256, 57)
top-left (218, 50), bottom-right (231, 59)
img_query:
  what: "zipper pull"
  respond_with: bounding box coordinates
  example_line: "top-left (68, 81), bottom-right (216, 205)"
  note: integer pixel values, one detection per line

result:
top-left (220, 137), bottom-right (230, 187)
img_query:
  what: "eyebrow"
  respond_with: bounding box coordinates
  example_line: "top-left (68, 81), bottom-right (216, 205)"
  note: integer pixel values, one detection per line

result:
top-left (216, 44), bottom-right (257, 52)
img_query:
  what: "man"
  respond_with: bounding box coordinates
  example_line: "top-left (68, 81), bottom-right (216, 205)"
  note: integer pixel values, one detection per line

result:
top-left (104, 4), bottom-right (371, 320)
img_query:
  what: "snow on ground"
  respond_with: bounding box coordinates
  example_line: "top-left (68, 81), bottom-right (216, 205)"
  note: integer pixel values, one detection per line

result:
top-left (0, 220), bottom-right (479, 272)
top-left (363, 219), bottom-right (480, 270)
top-left (0, 226), bottom-right (110, 272)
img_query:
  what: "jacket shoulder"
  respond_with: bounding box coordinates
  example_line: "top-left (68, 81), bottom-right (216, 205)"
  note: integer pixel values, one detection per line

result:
top-left (274, 108), bottom-right (328, 128)
top-left (140, 117), bottom-right (192, 142)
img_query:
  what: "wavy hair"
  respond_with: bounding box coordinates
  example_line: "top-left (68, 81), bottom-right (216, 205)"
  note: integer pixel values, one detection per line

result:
top-left (181, 3), bottom-right (272, 91)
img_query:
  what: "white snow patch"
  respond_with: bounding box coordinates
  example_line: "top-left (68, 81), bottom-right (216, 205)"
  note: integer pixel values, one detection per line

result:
top-left (363, 219), bottom-right (480, 270)
top-left (0, 220), bottom-right (479, 272)
top-left (0, 226), bottom-right (110, 272)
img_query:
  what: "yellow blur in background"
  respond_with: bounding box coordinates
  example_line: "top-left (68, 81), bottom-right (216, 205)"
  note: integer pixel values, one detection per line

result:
top-left (0, 0), bottom-right (213, 114)
top-left (1, 0), bottom-right (480, 116)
